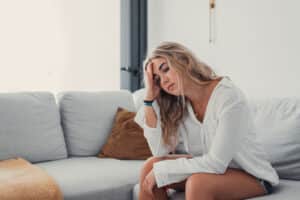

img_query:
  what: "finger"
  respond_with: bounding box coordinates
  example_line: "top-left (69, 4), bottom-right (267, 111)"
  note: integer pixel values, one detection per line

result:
top-left (147, 62), bottom-right (153, 74)
top-left (144, 60), bottom-right (150, 71)
top-left (144, 74), bottom-right (152, 87)
top-left (148, 186), bottom-right (154, 197)
top-left (145, 61), bottom-right (152, 72)
top-left (144, 178), bottom-right (154, 196)
top-left (143, 179), bottom-right (149, 193)
top-left (146, 68), bottom-right (152, 79)
top-left (147, 186), bottom-right (153, 197)
top-left (142, 181), bottom-right (147, 194)
top-left (145, 68), bottom-right (154, 85)
top-left (144, 182), bottom-right (151, 196)
top-left (144, 62), bottom-right (151, 75)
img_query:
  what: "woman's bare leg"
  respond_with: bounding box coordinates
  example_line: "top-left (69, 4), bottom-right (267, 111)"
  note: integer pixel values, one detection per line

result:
top-left (185, 168), bottom-right (267, 200)
top-left (139, 154), bottom-right (192, 200)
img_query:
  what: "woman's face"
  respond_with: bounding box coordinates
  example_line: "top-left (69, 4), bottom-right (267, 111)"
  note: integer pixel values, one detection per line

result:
top-left (151, 58), bottom-right (182, 96)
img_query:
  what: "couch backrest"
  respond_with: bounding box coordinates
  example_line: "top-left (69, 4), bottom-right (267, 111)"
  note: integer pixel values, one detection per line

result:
top-left (250, 98), bottom-right (300, 180)
top-left (58, 90), bottom-right (136, 157)
top-left (0, 92), bottom-right (67, 163)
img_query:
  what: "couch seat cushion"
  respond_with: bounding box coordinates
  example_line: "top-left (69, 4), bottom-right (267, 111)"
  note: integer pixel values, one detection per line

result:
top-left (36, 157), bottom-right (144, 200)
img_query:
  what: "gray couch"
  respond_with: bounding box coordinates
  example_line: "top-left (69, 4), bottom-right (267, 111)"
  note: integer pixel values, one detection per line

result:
top-left (0, 91), bottom-right (144, 200)
top-left (1, 91), bottom-right (300, 200)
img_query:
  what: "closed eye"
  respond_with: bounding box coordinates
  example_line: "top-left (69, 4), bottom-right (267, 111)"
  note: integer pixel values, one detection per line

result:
top-left (162, 66), bottom-right (169, 73)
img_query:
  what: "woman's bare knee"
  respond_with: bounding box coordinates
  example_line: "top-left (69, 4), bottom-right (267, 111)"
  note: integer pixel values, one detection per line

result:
top-left (142, 156), bottom-right (165, 171)
top-left (140, 155), bottom-right (192, 181)
top-left (140, 155), bottom-right (193, 199)
top-left (139, 158), bottom-right (168, 200)
top-left (185, 174), bottom-right (216, 200)
top-left (140, 156), bottom-right (164, 182)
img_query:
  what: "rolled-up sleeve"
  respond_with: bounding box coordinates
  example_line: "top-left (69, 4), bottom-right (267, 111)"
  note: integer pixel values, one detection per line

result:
top-left (134, 101), bottom-right (171, 156)
top-left (153, 100), bottom-right (250, 188)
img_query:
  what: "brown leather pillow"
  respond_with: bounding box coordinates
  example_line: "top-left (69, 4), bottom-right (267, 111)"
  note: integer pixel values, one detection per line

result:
top-left (98, 107), bottom-right (152, 160)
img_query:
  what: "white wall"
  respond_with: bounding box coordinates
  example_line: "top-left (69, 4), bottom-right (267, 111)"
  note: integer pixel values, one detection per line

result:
top-left (0, 0), bottom-right (120, 92)
top-left (149, 0), bottom-right (300, 98)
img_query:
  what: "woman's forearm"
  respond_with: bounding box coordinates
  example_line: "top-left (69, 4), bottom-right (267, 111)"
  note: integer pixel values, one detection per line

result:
top-left (144, 106), bottom-right (158, 128)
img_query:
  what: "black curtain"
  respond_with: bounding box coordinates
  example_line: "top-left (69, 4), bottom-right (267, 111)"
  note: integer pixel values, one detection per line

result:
top-left (120, 0), bottom-right (147, 92)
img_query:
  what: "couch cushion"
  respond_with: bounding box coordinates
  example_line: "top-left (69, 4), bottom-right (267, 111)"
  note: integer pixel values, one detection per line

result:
top-left (36, 157), bottom-right (144, 200)
top-left (59, 91), bottom-right (136, 156)
top-left (0, 92), bottom-right (67, 163)
top-left (133, 180), bottom-right (300, 200)
top-left (98, 107), bottom-right (152, 160)
top-left (250, 98), bottom-right (300, 180)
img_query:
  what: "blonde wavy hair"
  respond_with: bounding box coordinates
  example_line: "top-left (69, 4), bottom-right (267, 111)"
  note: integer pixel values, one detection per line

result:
top-left (144, 41), bottom-right (219, 151)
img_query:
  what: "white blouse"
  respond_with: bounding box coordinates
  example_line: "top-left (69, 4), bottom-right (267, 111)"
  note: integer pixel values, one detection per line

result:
top-left (134, 77), bottom-right (279, 188)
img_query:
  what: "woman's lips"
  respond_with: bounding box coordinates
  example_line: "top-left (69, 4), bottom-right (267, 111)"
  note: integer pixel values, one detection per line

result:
top-left (168, 83), bottom-right (175, 91)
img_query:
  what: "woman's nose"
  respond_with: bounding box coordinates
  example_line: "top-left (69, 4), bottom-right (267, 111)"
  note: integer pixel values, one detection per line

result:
top-left (161, 76), bottom-right (169, 85)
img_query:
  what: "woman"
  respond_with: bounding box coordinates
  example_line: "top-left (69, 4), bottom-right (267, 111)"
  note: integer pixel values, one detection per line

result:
top-left (134, 41), bottom-right (279, 200)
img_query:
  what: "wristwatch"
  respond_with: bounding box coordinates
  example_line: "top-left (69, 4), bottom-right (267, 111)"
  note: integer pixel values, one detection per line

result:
top-left (143, 99), bottom-right (154, 106)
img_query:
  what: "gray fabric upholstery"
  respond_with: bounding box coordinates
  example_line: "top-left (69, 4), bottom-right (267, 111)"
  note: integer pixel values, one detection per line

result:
top-left (250, 98), bottom-right (300, 179)
top-left (0, 92), bottom-right (67, 163)
top-left (36, 157), bottom-right (144, 200)
top-left (58, 91), bottom-right (136, 156)
top-left (3, 91), bottom-right (298, 199)
top-left (133, 180), bottom-right (300, 200)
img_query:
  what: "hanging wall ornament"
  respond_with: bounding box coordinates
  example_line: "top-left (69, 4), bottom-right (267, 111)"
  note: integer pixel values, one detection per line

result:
top-left (209, 0), bottom-right (216, 44)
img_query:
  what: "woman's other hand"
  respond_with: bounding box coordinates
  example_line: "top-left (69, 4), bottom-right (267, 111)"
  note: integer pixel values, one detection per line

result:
top-left (142, 169), bottom-right (157, 197)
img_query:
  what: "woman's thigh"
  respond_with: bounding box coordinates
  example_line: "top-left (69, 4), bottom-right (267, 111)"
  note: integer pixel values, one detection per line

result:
top-left (155, 154), bottom-right (192, 192)
top-left (185, 168), bottom-right (266, 200)
top-left (142, 156), bottom-right (266, 199)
